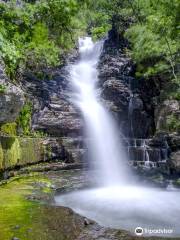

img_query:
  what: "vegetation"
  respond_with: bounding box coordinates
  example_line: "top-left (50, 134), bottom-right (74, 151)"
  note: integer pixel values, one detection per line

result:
top-left (0, 0), bottom-right (88, 78)
top-left (124, 0), bottom-right (179, 82)
top-left (167, 114), bottom-right (180, 133)
top-left (84, 0), bottom-right (180, 83)
top-left (0, 84), bottom-right (6, 93)
top-left (17, 102), bottom-right (32, 136)
top-left (0, 123), bottom-right (17, 135)
top-left (1, 0), bottom-right (179, 82)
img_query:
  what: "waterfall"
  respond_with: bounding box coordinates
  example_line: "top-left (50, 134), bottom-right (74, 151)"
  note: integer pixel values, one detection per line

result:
top-left (69, 37), bottom-right (128, 186)
top-left (55, 37), bottom-right (180, 237)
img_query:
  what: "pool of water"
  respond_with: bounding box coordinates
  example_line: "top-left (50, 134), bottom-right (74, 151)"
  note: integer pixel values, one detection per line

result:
top-left (55, 185), bottom-right (180, 237)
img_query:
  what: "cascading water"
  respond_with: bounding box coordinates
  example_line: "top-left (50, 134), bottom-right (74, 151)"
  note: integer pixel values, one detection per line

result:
top-left (69, 37), bottom-right (128, 186)
top-left (55, 37), bottom-right (180, 237)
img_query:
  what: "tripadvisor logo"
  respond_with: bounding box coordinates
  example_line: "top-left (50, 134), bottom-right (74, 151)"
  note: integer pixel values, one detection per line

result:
top-left (135, 227), bottom-right (143, 236)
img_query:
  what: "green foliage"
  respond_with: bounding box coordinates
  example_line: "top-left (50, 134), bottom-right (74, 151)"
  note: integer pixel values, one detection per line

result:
top-left (87, 0), bottom-right (179, 81)
top-left (0, 123), bottom-right (17, 135)
top-left (166, 114), bottom-right (180, 132)
top-left (0, 0), bottom-right (179, 102)
top-left (26, 23), bottom-right (59, 70)
top-left (17, 103), bottom-right (32, 136)
top-left (124, 0), bottom-right (180, 80)
top-left (0, 0), bottom-right (89, 78)
top-left (0, 84), bottom-right (6, 93)
top-left (32, 130), bottom-right (48, 138)
top-left (92, 26), bottom-right (109, 40)
top-left (170, 90), bottom-right (180, 101)
top-left (76, 0), bottom-right (111, 39)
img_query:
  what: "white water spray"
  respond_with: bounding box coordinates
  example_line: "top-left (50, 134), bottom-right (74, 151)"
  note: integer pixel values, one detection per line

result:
top-left (69, 37), bottom-right (128, 186)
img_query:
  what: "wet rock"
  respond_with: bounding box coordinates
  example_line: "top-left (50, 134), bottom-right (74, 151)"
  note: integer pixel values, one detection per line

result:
top-left (98, 31), bottom-right (153, 138)
top-left (102, 79), bottom-right (130, 111)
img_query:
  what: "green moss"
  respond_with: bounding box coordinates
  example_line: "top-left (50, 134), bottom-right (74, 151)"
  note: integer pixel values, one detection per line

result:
top-left (0, 136), bottom-right (60, 171)
top-left (0, 122), bottom-right (17, 135)
top-left (19, 138), bottom-right (44, 166)
top-left (0, 143), bottom-right (3, 170)
top-left (0, 137), bottom-right (46, 171)
top-left (0, 175), bottom-right (52, 240)
top-left (2, 137), bottom-right (21, 169)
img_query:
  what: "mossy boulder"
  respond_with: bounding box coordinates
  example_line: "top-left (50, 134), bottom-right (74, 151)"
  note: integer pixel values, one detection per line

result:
top-left (0, 137), bottom-right (47, 172)
top-left (0, 122), bottom-right (17, 135)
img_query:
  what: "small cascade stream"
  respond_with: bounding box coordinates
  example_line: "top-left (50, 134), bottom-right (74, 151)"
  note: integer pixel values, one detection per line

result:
top-left (55, 37), bottom-right (180, 237)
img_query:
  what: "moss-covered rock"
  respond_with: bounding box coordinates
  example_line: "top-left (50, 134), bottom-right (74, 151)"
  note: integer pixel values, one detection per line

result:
top-left (0, 136), bottom-right (84, 176)
top-left (19, 138), bottom-right (44, 166)
top-left (0, 137), bottom-right (46, 172)
top-left (0, 142), bottom-right (3, 169)
top-left (0, 122), bottom-right (17, 135)
top-left (2, 137), bottom-right (21, 169)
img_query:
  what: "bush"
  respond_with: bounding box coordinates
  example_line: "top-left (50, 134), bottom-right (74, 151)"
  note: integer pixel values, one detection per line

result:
top-left (17, 103), bottom-right (32, 135)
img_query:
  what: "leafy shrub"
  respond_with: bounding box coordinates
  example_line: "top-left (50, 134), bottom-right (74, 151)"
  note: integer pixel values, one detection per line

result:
top-left (17, 103), bottom-right (32, 135)
top-left (26, 23), bottom-right (59, 70)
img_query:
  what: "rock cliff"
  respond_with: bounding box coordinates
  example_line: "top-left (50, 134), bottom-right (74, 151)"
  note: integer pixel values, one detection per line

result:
top-left (0, 60), bottom-right (24, 124)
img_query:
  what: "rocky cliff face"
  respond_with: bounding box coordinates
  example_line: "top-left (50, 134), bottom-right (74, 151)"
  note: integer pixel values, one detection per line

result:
top-left (21, 53), bottom-right (83, 137)
top-left (98, 30), bottom-right (154, 138)
top-left (0, 60), bottom-right (24, 124)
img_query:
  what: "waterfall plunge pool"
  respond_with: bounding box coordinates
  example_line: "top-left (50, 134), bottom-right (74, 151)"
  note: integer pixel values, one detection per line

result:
top-left (55, 184), bottom-right (180, 238)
